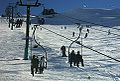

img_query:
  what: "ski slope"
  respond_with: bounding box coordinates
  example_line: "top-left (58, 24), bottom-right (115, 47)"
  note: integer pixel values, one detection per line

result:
top-left (29, 24), bottom-right (120, 81)
top-left (0, 15), bottom-right (120, 81)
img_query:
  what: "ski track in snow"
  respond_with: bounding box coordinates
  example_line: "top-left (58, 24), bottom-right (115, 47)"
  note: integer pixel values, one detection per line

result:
top-left (0, 18), bottom-right (120, 81)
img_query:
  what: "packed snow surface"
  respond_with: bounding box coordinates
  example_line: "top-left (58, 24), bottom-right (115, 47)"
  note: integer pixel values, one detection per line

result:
top-left (0, 16), bottom-right (120, 81)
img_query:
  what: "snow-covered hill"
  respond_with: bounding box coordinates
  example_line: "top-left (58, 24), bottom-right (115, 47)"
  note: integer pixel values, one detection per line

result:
top-left (63, 8), bottom-right (120, 26)
top-left (32, 8), bottom-right (120, 26)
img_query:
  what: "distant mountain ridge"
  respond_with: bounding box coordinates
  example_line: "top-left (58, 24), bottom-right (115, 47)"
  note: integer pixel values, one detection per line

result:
top-left (63, 8), bottom-right (120, 26)
top-left (32, 8), bottom-right (120, 26)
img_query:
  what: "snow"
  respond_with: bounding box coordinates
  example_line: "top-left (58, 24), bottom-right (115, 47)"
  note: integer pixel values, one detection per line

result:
top-left (0, 14), bottom-right (120, 81)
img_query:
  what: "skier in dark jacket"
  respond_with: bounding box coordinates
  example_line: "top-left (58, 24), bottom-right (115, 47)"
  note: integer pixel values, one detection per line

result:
top-left (31, 55), bottom-right (39, 76)
top-left (69, 50), bottom-right (76, 67)
top-left (76, 51), bottom-right (84, 67)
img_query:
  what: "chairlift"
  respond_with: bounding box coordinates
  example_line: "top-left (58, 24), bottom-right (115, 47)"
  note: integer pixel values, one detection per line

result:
top-left (30, 25), bottom-right (48, 69)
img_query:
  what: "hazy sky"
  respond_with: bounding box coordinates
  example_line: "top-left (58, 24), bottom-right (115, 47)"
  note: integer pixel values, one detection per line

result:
top-left (1, 0), bottom-right (120, 15)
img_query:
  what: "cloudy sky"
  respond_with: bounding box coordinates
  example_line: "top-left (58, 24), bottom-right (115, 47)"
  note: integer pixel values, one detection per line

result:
top-left (1, 0), bottom-right (120, 15)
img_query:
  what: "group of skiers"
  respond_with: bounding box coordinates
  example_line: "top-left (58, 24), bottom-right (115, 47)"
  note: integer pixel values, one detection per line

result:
top-left (69, 50), bottom-right (84, 67)
top-left (60, 45), bottom-right (84, 67)
top-left (61, 26), bottom-right (67, 29)
top-left (10, 19), bottom-right (23, 28)
top-left (31, 55), bottom-right (46, 76)
top-left (15, 19), bottom-right (23, 28)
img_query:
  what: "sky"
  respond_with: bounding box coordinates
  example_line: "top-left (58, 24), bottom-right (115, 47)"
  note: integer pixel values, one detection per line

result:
top-left (1, 0), bottom-right (120, 15)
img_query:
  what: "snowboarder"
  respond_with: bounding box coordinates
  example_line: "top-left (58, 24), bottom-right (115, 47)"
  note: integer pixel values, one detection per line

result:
top-left (60, 45), bottom-right (67, 57)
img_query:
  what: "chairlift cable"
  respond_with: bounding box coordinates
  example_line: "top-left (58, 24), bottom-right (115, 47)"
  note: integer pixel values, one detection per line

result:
top-left (39, 25), bottom-right (120, 62)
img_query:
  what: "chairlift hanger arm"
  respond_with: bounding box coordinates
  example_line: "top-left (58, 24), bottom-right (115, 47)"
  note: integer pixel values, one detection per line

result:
top-left (68, 25), bottom-right (81, 55)
top-left (32, 25), bottom-right (47, 58)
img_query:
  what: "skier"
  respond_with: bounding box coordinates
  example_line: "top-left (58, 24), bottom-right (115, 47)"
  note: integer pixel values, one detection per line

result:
top-left (69, 50), bottom-right (76, 67)
top-left (108, 29), bottom-right (110, 35)
top-left (19, 19), bottom-right (23, 27)
top-left (87, 29), bottom-right (89, 33)
top-left (76, 51), bottom-right (83, 67)
top-left (72, 32), bottom-right (75, 37)
top-left (60, 45), bottom-right (67, 57)
top-left (64, 26), bottom-right (67, 29)
top-left (61, 27), bottom-right (63, 29)
top-left (38, 56), bottom-right (45, 74)
top-left (84, 33), bottom-right (88, 38)
top-left (15, 19), bottom-right (19, 28)
top-left (31, 55), bottom-right (39, 76)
